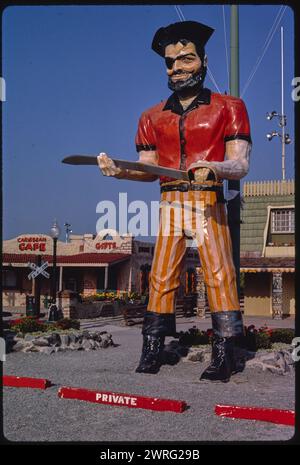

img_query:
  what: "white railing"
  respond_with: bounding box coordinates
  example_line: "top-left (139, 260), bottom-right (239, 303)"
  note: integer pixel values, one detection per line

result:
top-left (243, 179), bottom-right (294, 197)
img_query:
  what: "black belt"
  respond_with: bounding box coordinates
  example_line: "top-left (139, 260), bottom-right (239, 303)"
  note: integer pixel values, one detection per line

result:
top-left (160, 183), bottom-right (225, 202)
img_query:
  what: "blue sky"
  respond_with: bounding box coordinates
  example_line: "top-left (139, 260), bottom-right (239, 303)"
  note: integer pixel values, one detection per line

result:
top-left (2, 4), bottom-right (295, 240)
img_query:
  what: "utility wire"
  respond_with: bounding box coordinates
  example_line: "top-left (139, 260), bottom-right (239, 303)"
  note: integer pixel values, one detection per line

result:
top-left (173, 5), bottom-right (221, 93)
top-left (175, 5), bottom-right (185, 22)
top-left (207, 68), bottom-right (222, 93)
top-left (241, 6), bottom-right (287, 97)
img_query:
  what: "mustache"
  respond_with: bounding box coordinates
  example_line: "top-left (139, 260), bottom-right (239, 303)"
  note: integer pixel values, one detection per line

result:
top-left (171, 70), bottom-right (191, 76)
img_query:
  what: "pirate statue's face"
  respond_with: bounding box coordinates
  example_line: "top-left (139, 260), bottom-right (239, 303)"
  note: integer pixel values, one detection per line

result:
top-left (164, 41), bottom-right (206, 92)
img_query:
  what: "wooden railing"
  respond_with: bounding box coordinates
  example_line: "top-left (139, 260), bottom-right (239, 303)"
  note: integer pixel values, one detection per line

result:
top-left (243, 179), bottom-right (294, 197)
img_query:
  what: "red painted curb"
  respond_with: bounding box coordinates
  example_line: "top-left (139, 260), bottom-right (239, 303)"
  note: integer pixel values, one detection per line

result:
top-left (215, 404), bottom-right (295, 426)
top-left (3, 375), bottom-right (52, 390)
top-left (58, 386), bottom-right (187, 413)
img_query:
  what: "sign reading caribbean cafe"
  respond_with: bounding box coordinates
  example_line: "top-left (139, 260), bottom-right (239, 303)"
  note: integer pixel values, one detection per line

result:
top-left (17, 235), bottom-right (49, 253)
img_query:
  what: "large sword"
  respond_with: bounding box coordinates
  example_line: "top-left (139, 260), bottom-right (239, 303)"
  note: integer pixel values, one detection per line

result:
top-left (62, 155), bottom-right (191, 181)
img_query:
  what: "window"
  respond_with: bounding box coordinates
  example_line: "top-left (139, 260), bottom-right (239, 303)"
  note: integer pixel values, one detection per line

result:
top-left (2, 269), bottom-right (17, 289)
top-left (271, 209), bottom-right (294, 233)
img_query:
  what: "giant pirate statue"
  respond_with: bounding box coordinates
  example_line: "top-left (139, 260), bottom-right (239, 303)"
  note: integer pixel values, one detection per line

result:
top-left (98, 21), bottom-right (252, 382)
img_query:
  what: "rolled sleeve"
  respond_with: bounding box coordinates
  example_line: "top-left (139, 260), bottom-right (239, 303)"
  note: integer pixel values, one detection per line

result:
top-left (135, 112), bottom-right (157, 152)
top-left (224, 98), bottom-right (252, 144)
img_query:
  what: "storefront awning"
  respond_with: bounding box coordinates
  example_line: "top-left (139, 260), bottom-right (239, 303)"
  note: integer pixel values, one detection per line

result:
top-left (3, 253), bottom-right (130, 267)
top-left (240, 256), bottom-right (294, 273)
top-left (240, 267), bottom-right (294, 273)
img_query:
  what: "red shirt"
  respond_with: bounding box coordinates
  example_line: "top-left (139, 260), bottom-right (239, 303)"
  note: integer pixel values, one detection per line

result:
top-left (135, 88), bottom-right (251, 184)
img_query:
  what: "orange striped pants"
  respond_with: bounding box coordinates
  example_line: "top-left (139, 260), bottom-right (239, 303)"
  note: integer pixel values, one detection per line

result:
top-left (147, 189), bottom-right (240, 314)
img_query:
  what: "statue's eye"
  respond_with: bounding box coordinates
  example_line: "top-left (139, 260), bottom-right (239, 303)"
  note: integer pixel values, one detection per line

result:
top-left (181, 56), bottom-right (193, 63)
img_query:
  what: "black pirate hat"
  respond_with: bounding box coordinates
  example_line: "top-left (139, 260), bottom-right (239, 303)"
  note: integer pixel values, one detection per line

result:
top-left (152, 20), bottom-right (214, 57)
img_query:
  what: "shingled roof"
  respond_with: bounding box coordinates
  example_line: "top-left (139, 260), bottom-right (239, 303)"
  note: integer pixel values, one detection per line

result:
top-left (241, 180), bottom-right (294, 253)
top-left (2, 253), bottom-right (130, 266)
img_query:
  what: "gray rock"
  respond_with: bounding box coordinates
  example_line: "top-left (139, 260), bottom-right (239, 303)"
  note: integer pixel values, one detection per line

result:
top-left (82, 339), bottom-right (93, 351)
top-left (24, 334), bottom-right (35, 342)
top-left (12, 341), bottom-right (26, 352)
top-left (76, 333), bottom-right (84, 343)
top-left (68, 333), bottom-right (78, 344)
top-left (88, 340), bottom-right (97, 350)
top-left (47, 333), bottom-right (61, 345)
top-left (59, 334), bottom-right (70, 346)
top-left (246, 349), bottom-right (294, 375)
top-left (188, 350), bottom-right (205, 362)
top-left (39, 347), bottom-right (56, 355)
top-left (33, 337), bottom-right (50, 347)
top-left (99, 336), bottom-right (112, 348)
top-left (81, 330), bottom-right (90, 339)
top-left (23, 344), bottom-right (39, 353)
top-left (181, 347), bottom-right (211, 363)
top-left (55, 346), bottom-right (67, 353)
top-left (90, 332), bottom-right (100, 341)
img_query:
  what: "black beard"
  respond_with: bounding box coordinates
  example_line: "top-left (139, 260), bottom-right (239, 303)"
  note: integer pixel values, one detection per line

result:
top-left (168, 68), bottom-right (206, 93)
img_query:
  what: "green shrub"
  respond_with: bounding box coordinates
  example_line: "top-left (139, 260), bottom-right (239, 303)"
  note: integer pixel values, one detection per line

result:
top-left (270, 328), bottom-right (294, 344)
top-left (255, 332), bottom-right (272, 350)
top-left (179, 326), bottom-right (210, 346)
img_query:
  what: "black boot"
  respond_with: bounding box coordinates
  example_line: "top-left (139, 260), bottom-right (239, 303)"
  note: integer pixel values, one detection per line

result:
top-left (200, 336), bottom-right (234, 382)
top-left (135, 311), bottom-right (176, 374)
top-left (135, 334), bottom-right (165, 374)
top-left (200, 310), bottom-right (244, 383)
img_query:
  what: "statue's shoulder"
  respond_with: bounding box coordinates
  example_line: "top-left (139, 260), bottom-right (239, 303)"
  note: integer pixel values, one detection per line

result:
top-left (140, 100), bottom-right (167, 119)
top-left (211, 92), bottom-right (246, 108)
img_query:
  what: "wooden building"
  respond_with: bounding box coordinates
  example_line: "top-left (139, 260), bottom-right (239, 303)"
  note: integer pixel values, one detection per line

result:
top-left (2, 230), bottom-right (199, 314)
top-left (240, 179), bottom-right (295, 317)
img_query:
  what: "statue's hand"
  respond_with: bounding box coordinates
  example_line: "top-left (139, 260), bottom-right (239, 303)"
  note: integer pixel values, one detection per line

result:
top-left (194, 167), bottom-right (214, 183)
top-left (97, 152), bottom-right (122, 177)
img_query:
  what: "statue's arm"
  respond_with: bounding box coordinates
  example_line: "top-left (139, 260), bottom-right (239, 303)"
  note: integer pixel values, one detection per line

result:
top-left (189, 140), bottom-right (252, 182)
top-left (97, 151), bottom-right (159, 182)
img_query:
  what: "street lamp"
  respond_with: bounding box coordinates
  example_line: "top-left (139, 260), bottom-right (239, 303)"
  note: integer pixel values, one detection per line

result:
top-left (48, 219), bottom-right (60, 321)
top-left (265, 27), bottom-right (292, 181)
top-left (266, 111), bottom-right (291, 181)
top-left (64, 222), bottom-right (72, 243)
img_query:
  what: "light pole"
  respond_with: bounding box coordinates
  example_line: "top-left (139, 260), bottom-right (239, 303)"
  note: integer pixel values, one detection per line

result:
top-left (49, 219), bottom-right (61, 321)
top-left (266, 112), bottom-right (291, 180)
top-left (227, 5), bottom-right (241, 298)
top-left (266, 27), bottom-right (291, 180)
top-left (64, 222), bottom-right (72, 243)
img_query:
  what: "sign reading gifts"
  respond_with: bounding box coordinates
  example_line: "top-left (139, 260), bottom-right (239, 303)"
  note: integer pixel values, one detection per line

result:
top-left (17, 236), bottom-right (49, 253)
top-left (83, 229), bottom-right (129, 253)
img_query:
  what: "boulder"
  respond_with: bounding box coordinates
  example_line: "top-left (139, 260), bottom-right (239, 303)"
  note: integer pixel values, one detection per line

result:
top-left (82, 339), bottom-right (93, 351)
top-left (33, 337), bottom-right (50, 347)
top-left (59, 334), bottom-right (70, 347)
top-left (39, 347), bottom-right (56, 355)
top-left (99, 333), bottom-right (113, 348)
top-left (12, 341), bottom-right (26, 352)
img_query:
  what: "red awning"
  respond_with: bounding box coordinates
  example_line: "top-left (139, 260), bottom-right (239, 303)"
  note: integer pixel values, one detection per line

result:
top-left (3, 253), bottom-right (130, 266)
